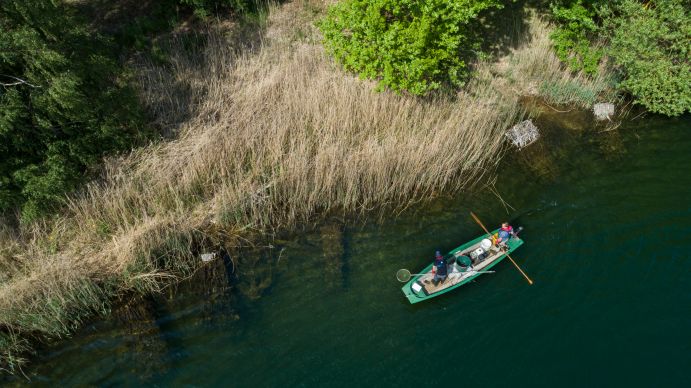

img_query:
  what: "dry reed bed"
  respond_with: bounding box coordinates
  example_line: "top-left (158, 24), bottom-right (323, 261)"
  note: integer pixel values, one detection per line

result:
top-left (0, 1), bottom-right (613, 372)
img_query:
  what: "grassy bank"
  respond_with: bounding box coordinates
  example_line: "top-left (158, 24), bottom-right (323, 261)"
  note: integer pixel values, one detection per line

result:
top-left (0, 0), bottom-right (616, 373)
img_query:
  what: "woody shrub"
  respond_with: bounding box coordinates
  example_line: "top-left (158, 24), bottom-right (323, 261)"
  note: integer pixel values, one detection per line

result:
top-left (319, 0), bottom-right (503, 95)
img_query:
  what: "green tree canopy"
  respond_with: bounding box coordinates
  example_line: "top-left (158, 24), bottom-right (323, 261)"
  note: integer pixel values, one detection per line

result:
top-left (0, 0), bottom-right (148, 221)
top-left (602, 0), bottom-right (690, 116)
top-left (320, 0), bottom-right (504, 95)
top-left (548, 0), bottom-right (604, 75)
top-left (549, 0), bottom-right (690, 116)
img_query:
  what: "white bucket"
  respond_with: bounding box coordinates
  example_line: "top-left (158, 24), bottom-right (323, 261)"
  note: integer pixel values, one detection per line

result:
top-left (480, 238), bottom-right (492, 251)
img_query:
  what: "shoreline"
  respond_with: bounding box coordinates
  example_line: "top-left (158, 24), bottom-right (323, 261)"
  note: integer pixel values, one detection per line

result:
top-left (0, 1), bottom-right (621, 374)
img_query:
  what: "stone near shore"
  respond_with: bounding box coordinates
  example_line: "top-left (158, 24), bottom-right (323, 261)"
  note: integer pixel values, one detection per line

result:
top-left (506, 119), bottom-right (540, 149)
top-left (593, 103), bottom-right (615, 121)
top-left (200, 252), bottom-right (217, 262)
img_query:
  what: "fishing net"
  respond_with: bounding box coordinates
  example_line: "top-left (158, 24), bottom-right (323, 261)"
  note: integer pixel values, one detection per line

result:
top-left (396, 269), bottom-right (412, 282)
top-left (505, 119), bottom-right (539, 149)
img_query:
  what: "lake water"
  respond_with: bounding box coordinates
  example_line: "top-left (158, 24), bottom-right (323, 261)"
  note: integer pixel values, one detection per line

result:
top-left (7, 115), bottom-right (691, 387)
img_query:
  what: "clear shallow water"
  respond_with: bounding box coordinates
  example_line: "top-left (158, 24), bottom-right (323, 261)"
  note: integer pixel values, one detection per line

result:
top-left (9, 116), bottom-right (691, 387)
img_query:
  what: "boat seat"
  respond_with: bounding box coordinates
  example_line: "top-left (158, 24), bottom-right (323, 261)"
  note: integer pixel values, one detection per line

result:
top-left (415, 281), bottom-right (430, 296)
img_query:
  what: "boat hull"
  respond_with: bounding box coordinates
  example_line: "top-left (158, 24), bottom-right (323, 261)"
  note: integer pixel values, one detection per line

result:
top-left (401, 229), bottom-right (524, 304)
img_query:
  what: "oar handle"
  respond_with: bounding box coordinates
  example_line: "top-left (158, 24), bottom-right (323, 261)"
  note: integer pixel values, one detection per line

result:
top-left (470, 211), bottom-right (492, 238)
top-left (414, 270), bottom-right (496, 276)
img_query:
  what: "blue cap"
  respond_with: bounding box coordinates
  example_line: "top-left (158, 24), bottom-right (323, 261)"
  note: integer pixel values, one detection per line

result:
top-left (435, 250), bottom-right (442, 257)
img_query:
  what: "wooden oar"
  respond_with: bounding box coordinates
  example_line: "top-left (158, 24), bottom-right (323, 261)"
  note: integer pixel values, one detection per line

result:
top-left (470, 211), bottom-right (534, 285)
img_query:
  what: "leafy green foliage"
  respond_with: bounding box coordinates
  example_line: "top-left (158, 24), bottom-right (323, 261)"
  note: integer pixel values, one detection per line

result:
top-left (549, 0), bottom-right (604, 74)
top-left (549, 0), bottom-right (690, 116)
top-left (320, 0), bottom-right (504, 95)
top-left (0, 0), bottom-right (148, 221)
top-left (602, 0), bottom-right (690, 116)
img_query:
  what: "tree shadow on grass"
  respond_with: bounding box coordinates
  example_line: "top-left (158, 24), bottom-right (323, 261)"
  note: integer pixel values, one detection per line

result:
top-left (472, 0), bottom-right (534, 61)
top-left (427, 0), bottom-right (535, 99)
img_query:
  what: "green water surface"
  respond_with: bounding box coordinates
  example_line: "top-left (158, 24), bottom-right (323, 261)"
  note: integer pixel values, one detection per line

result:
top-left (12, 116), bottom-right (691, 387)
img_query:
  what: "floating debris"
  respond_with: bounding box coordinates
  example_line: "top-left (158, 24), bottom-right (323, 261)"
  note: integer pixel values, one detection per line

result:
top-left (593, 103), bottom-right (615, 121)
top-left (505, 119), bottom-right (540, 149)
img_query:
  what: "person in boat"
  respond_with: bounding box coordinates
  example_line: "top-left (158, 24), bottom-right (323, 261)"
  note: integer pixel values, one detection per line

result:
top-left (495, 222), bottom-right (515, 248)
top-left (431, 250), bottom-right (448, 285)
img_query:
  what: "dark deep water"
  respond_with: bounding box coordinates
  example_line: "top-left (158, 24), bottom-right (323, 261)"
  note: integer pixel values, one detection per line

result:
top-left (8, 115), bottom-right (691, 387)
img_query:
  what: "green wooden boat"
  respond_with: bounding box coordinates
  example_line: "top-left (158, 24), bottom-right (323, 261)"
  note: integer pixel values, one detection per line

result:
top-left (401, 229), bottom-right (524, 304)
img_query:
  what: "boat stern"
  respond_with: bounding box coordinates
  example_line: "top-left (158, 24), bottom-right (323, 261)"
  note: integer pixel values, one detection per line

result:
top-left (402, 279), bottom-right (425, 304)
top-left (506, 235), bottom-right (524, 251)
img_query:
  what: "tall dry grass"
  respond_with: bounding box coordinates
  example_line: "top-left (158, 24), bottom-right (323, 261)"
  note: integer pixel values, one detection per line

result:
top-left (0, 1), bottom-right (616, 372)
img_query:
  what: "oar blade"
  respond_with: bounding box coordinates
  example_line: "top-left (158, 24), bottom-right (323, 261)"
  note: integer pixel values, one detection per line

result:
top-left (470, 211), bottom-right (491, 236)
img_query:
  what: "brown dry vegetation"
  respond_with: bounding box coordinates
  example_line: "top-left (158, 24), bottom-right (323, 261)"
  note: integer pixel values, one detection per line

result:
top-left (0, 1), bottom-right (616, 373)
